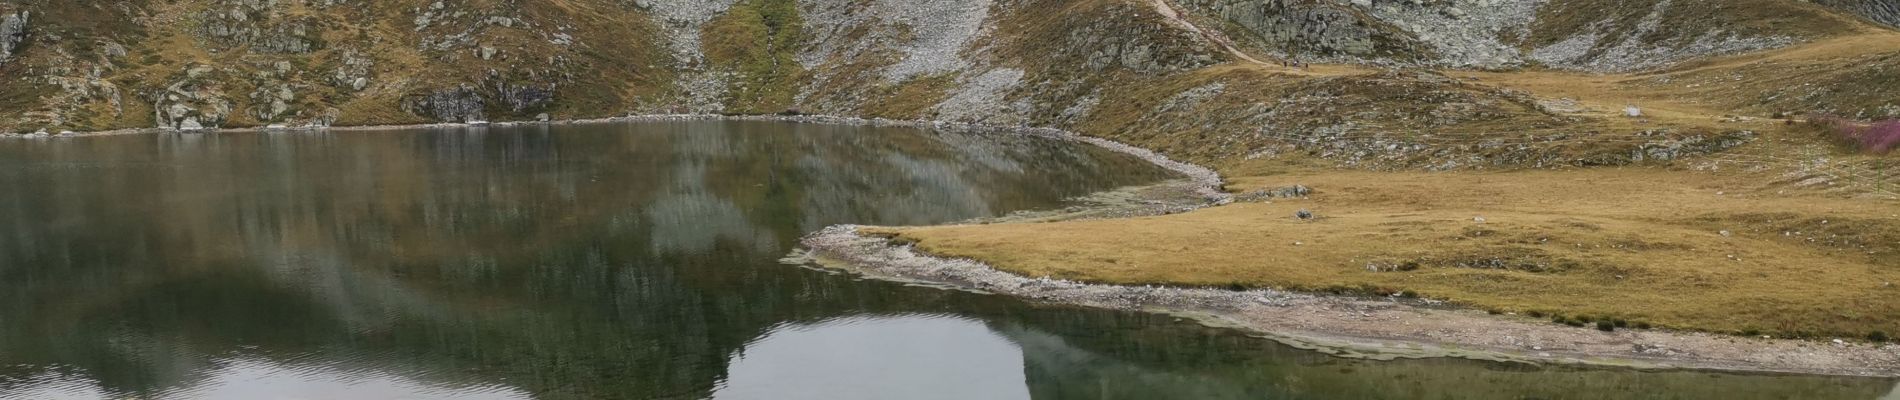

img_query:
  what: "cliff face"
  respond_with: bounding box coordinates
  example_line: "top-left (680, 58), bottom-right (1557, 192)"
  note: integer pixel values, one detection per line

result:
top-left (0, 0), bottom-right (1893, 168)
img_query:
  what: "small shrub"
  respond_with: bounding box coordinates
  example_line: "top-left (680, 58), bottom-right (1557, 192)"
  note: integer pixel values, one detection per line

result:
top-left (1812, 115), bottom-right (1900, 154)
top-left (1634, 321), bottom-right (1653, 330)
top-left (1225, 282), bottom-right (1249, 291)
top-left (1564, 318), bottom-right (1586, 328)
top-left (1527, 310), bottom-right (1546, 318)
top-left (1398, 290), bottom-right (1419, 298)
top-left (1550, 315), bottom-right (1566, 324)
top-left (1596, 321), bottom-right (1616, 332)
top-left (1486, 309), bottom-right (1504, 315)
top-left (1871, 331), bottom-right (1891, 343)
top-left (1741, 328), bottom-right (1762, 337)
top-left (1612, 318), bottom-right (1628, 328)
top-left (1862, 120), bottom-right (1900, 153)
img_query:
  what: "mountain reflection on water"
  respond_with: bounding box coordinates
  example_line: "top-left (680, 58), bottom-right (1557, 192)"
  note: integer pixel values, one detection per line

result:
top-left (0, 121), bottom-right (1893, 400)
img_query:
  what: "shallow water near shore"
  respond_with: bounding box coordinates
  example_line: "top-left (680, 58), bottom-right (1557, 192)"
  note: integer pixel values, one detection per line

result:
top-left (0, 120), bottom-right (1894, 399)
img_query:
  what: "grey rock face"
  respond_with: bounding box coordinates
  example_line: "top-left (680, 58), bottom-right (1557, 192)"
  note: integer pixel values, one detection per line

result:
top-left (1815, 0), bottom-right (1900, 28)
top-left (1069, 14), bottom-right (1219, 73)
top-left (491, 80), bottom-right (554, 113)
top-left (1361, 0), bottom-right (1546, 69)
top-left (154, 67), bottom-right (235, 130)
top-left (1177, 0), bottom-right (1405, 61)
top-left (1526, 0), bottom-right (1794, 72)
top-left (402, 86), bottom-right (487, 123)
top-left (0, 11), bottom-right (27, 64)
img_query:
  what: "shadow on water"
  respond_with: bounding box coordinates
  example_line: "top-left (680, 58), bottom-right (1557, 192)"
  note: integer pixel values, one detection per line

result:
top-left (0, 121), bottom-right (1892, 399)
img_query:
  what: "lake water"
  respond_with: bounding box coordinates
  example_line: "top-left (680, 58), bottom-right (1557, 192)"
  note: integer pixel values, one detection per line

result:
top-left (0, 121), bottom-right (1894, 400)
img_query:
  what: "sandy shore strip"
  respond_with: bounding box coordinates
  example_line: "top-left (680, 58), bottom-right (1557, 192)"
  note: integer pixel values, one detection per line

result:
top-left (796, 225), bottom-right (1900, 377)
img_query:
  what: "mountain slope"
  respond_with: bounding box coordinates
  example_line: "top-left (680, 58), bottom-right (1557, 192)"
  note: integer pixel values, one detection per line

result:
top-left (0, 0), bottom-right (1895, 172)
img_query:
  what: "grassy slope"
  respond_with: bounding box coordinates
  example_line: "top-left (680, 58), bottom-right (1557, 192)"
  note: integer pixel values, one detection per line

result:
top-left (1525, 0), bottom-right (1861, 51)
top-left (881, 166), bottom-right (1899, 340)
top-left (702, 0), bottom-right (808, 114)
top-left (875, 6), bottom-right (1900, 341)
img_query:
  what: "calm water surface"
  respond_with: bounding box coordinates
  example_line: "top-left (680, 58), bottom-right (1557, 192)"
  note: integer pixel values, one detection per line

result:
top-left (0, 121), bottom-right (1895, 400)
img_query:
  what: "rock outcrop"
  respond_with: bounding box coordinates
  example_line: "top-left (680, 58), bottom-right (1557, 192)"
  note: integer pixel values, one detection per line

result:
top-left (402, 86), bottom-right (487, 123)
top-left (0, 11), bottom-right (25, 64)
top-left (1816, 0), bottom-right (1900, 28)
top-left (151, 66), bottom-right (238, 131)
top-left (1176, 0), bottom-right (1419, 62)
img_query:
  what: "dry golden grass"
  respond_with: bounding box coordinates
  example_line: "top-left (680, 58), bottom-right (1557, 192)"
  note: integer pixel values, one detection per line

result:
top-left (1454, 29), bottom-right (1900, 123)
top-left (877, 168), bottom-right (1900, 339)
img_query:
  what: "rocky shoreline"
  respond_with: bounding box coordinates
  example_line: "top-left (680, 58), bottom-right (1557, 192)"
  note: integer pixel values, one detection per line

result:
top-left (798, 225), bottom-right (1900, 377)
top-left (772, 117), bottom-right (1900, 378)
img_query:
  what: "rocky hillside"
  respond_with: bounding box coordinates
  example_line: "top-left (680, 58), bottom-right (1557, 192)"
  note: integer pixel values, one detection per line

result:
top-left (0, 0), bottom-right (1895, 169)
top-left (1175, 0), bottom-right (1882, 71)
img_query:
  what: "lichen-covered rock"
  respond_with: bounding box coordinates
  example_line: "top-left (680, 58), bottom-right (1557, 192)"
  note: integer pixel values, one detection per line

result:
top-left (328, 50), bottom-right (375, 92)
top-left (491, 80), bottom-right (555, 113)
top-left (247, 82), bottom-right (297, 122)
top-left (154, 87), bottom-right (234, 130)
top-left (0, 11), bottom-right (26, 64)
top-left (153, 70), bottom-right (235, 131)
top-left (402, 85), bottom-right (487, 123)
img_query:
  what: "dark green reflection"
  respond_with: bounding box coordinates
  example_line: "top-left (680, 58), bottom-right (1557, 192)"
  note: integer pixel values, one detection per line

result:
top-left (0, 121), bottom-right (1892, 400)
